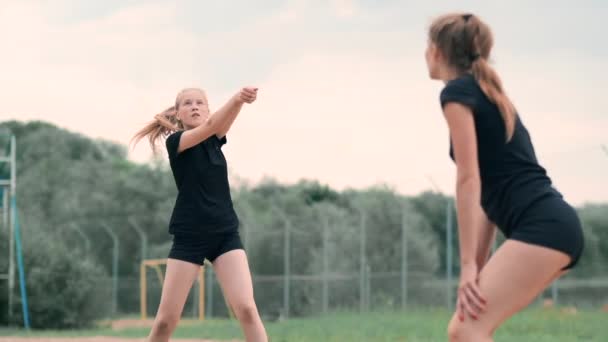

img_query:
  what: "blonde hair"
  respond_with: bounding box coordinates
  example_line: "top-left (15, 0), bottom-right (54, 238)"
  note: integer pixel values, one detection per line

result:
top-left (131, 88), bottom-right (203, 153)
top-left (429, 13), bottom-right (516, 141)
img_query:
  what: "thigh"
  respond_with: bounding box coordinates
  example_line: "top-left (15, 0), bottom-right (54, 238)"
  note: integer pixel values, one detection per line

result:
top-left (509, 196), bottom-right (584, 269)
top-left (212, 249), bottom-right (255, 306)
top-left (451, 239), bottom-right (570, 334)
top-left (156, 258), bottom-right (200, 317)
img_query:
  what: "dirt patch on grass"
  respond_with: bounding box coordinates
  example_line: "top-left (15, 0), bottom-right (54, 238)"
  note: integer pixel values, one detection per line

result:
top-left (0, 339), bottom-right (237, 342)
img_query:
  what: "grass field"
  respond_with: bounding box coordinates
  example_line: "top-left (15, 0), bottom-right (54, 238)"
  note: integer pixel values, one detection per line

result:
top-left (0, 309), bottom-right (605, 341)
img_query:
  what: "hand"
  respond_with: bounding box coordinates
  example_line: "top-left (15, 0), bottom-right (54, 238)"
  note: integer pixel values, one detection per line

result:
top-left (236, 87), bottom-right (258, 104)
top-left (456, 263), bottom-right (486, 321)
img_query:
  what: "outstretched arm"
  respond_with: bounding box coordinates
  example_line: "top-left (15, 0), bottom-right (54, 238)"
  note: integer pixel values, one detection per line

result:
top-left (176, 87), bottom-right (257, 153)
top-left (215, 87), bottom-right (258, 139)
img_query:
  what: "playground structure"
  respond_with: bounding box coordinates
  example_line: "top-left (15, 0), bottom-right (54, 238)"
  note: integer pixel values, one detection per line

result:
top-left (0, 132), bottom-right (30, 328)
top-left (139, 258), bottom-right (235, 322)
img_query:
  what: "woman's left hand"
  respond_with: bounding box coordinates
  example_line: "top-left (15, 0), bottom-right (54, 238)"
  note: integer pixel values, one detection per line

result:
top-left (456, 263), bottom-right (486, 321)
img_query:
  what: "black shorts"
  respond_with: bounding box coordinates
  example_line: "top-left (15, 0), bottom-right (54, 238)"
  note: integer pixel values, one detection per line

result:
top-left (507, 196), bottom-right (584, 269)
top-left (168, 230), bottom-right (244, 265)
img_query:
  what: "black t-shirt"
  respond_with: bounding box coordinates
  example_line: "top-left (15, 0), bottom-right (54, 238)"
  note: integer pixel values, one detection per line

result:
top-left (165, 131), bottom-right (239, 234)
top-left (440, 74), bottom-right (560, 234)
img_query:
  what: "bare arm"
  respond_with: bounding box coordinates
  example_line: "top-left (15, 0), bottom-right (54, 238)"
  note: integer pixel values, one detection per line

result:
top-left (176, 87), bottom-right (256, 153)
top-left (176, 96), bottom-right (241, 153)
top-left (443, 102), bottom-right (486, 267)
top-left (215, 87), bottom-right (258, 139)
top-left (476, 214), bottom-right (496, 270)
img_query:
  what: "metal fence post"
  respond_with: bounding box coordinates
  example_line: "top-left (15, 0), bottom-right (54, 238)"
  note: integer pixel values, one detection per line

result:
top-left (359, 209), bottom-right (367, 313)
top-left (322, 212), bottom-right (329, 314)
top-left (401, 205), bottom-right (408, 310)
top-left (206, 264), bottom-right (213, 318)
top-left (272, 205), bottom-right (291, 319)
top-left (127, 218), bottom-right (148, 265)
top-left (101, 224), bottom-right (119, 316)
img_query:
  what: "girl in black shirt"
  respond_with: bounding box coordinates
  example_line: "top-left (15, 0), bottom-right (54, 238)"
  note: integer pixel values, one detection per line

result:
top-left (133, 87), bottom-right (268, 342)
top-left (425, 13), bottom-right (584, 341)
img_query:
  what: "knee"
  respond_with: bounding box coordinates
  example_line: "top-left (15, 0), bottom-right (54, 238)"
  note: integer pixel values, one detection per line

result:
top-left (153, 314), bottom-right (179, 336)
top-left (447, 317), bottom-right (464, 342)
top-left (447, 316), bottom-right (493, 342)
top-left (232, 301), bottom-right (259, 325)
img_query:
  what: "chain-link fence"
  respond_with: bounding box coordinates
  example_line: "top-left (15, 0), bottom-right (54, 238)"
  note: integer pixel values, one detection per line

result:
top-left (92, 195), bottom-right (608, 321)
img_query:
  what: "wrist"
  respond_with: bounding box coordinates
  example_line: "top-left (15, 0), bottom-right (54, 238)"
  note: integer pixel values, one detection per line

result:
top-left (461, 259), bottom-right (477, 268)
top-left (232, 93), bottom-right (245, 105)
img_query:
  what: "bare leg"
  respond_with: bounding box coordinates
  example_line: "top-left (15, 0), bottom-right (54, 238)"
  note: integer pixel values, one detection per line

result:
top-left (147, 259), bottom-right (200, 342)
top-left (213, 249), bottom-right (268, 342)
top-left (447, 240), bottom-right (570, 342)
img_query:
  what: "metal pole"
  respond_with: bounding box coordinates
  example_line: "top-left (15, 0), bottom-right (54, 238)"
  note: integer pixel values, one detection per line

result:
top-left (101, 224), bottom-right (119, 316)
top-left (401, 206), bottom-right (408, 310)
top-left (8, 137), bottom-right (30, 329)
top-left (3, 185), bottom-right (10, 320)
top-left (243, 221), bottom-right (250, 252)
top-left (8, 135), bottom-right (16, 322)
top-left (322, 213), bottom-right (329, 314)
top-left (69, 223), bottom-right (91, 252)
top-left (2, 186), bottom-right (7, 231)
top-left (283, 213), bottom-right (291, 319)
top-left (359, 210), bottom-right (366, 313)
top-left (365, 264), bottom-right (371, 311)
top-left (192, 275), bottom-right (198, 317)
top-left (446, 198), bottom-right (453, 312)
top-left (206, 265), bottom-right (213, 318)
top-left (198, 267), bottom-right (205, 320)
top-left (551, 280), bottom-right (558, 305)
top-left (13, 197), bottom-right (30, 329)
top-left (236, 205), bottom-right (251, 252)
top-left (272, 205), bottom-right (291, 319)
top-left (127, 218), bottom-right (148, 317)
top-left (127, 218), bottom-right (148, 265)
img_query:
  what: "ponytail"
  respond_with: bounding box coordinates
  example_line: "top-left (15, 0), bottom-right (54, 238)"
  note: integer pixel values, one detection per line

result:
top-left (430, 13), bottom-right (517, 142)
top-left (131, 106), bottom-right (182, 153)
top-left (471, 59), bottom-right (516, 141)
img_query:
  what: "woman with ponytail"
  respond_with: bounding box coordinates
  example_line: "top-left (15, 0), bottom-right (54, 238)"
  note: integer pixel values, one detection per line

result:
top-left (425, 13), bottom-right (583, 341)
top-left (133, 87), bottom-right (268, 342)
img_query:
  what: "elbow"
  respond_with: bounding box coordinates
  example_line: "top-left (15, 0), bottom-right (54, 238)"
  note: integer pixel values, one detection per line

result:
top-left (456, 172), bottom-right (480, 190)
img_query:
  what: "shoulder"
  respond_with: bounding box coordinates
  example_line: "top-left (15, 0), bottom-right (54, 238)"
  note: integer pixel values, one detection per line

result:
top-left (440, 74), bottom-right (479, 110)
top-left (165, 130), bottom-right (185, 159)
top-left (166, 130), bottom-right (184, 144)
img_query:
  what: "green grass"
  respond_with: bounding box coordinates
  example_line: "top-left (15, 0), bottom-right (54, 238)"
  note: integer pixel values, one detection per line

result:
top-left (1, 309), bottom-right (605, 341)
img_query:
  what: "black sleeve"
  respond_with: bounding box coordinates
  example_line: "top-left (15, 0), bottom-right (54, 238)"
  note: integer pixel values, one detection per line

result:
top-left (165, 131), bottom-right (184, 159)
top-left (440, 78), bottom-right (477, 111)
top-left (216, 135), bottom-right (227, 146)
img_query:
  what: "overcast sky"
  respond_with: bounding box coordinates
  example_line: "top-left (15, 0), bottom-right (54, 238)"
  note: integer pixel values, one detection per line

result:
top-left (1, 0), bottom-right (606, 204)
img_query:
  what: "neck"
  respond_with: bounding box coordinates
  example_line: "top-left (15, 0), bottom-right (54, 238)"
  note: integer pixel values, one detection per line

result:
top-left (439, 66), bottom-right (466, 83)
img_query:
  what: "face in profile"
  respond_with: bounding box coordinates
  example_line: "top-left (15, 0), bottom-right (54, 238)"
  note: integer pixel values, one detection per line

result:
top-left (425, 41), bottom-right (443, 80)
